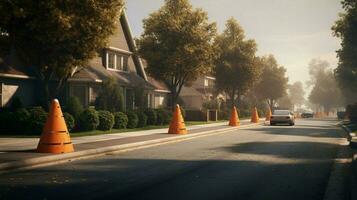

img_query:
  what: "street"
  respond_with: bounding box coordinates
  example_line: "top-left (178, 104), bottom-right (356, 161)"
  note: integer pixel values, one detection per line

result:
top-left (0, 119), bottom-right (350, 200)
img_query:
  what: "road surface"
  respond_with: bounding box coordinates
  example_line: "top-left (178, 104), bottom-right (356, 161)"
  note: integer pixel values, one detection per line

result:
top-left (0, 119), bottom-right (350, 200)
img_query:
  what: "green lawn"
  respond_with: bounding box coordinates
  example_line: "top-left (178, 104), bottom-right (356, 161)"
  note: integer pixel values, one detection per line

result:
top-left (71, 120), bottom-right (227, 137)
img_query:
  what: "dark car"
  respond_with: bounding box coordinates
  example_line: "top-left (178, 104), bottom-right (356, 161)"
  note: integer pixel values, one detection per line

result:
top-left (301, 112), bottom-right (314, 118)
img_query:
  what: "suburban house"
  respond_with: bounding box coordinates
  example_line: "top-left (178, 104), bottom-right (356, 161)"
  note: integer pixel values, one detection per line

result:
top-left (0, 10), bottom-right (169, 110)
top-left (180, 75), bottom-right (218, 110)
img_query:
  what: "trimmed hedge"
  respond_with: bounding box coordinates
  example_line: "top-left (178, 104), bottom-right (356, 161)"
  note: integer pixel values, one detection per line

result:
top-left (113, 112), bottom-right (128, 129)
top-left (126, 111), bottom-right (138, 129)
top-left (97, 110), bottom-right (114, 131)
top-left (28, 107), bottom-right (48, 134)
top-left (136, 111), bottom-right (148, 128)
top-left (145, 109), bottom-right (157, 125)
top-left (63, 112), bottom-right (75, 131)
top-left (65, 96), bottom-right (83, 119)
top-left (79, 108), bottom-right (99, 131)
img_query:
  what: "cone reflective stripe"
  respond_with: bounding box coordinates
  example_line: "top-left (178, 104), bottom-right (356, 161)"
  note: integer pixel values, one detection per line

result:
top-left (168, 104), bottom-right (187, 134)
top-left (228, 106), bottom-right (240, 126)
top-left (251, 107), bottom-right (259, 123)
top-left (37, 99), bottom-right (74, 153)
top-left (265, 107), bottom-right (272, 121)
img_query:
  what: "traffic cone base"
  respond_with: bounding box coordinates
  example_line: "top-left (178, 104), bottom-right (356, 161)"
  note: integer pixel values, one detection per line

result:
top-left (168, 104), bottom-right (187, 134)
top-left (229, 106), bottom-right (240, 126)
top-left (37, 99), bottom-right (74, 154)
top-left (251, 107), bottom-right (259, 123)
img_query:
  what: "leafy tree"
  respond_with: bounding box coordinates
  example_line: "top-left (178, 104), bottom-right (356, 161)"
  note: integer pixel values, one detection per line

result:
top-left (214, 18), bottom-right (261, 108)
top-left (95, 77), bottom-right (125, 112)
top-left (288, 81), bottom-right (305, 109)
top-left (332, 0), bottom-right (357, 104)
top-left (136, 0), bottom-right (217, 109)
top-left (308, 59), bottom-right (343, 112)
top-left (0, 0), bottom-right (124, 106)
top-left (255, 55), bottom-right (288, 109)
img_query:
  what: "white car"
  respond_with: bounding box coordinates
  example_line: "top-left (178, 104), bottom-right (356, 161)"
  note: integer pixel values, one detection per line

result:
top-left (270, 110), bottom-right (295, 126)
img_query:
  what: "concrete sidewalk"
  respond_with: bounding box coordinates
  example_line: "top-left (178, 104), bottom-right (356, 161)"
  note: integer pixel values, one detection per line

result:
top-left (0, 119), bottom-right (261, 173)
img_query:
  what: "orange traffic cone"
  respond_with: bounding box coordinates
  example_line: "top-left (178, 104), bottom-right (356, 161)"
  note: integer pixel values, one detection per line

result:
top-left (168, 104), bottom-right (187, 134)
top-left (265, 107), bottom-right (272, 121)
top-left (37, 99), bottom-right (74, 154)
top-left (228, 106), bottom-right (240, 126)
top-left (251, 107), bottom-right (259, 123)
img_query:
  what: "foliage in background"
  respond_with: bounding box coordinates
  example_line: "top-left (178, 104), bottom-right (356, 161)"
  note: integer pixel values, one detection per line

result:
top-left (0, 0), bottom-right (124, 105)
top-left (145, 109), bottom-right (157, 125)
top-left (113, 112), bottom-right (128, 129)
top-left (97, 110), bottom-right (114, 131)
top-left (65, 96), bottom-right (83, 120)
top-left (95, 77), bottom-right (125, 112)
top-left (254, 55), bottom-right (288, 109)
top-left (288, 81), bottom-right (305, 109)
top-left (136, 111), bottom-right (148, 128)
top-left (214, 18), bottom-right (261, 108)
top-left (126, 111), bottom-right (139, 129)
top-left (307, 59), bottom-right (343, 112)
top-left (332, 0), bottom-right (357, 104)
top-left (137, 0), bottom-right (217, 108)
top-left (79, 108), bottom-right (99, 131)
top-left (28, 107), bottom-right (48, 134)
top-left (63, 112), bottom-right (75, 131)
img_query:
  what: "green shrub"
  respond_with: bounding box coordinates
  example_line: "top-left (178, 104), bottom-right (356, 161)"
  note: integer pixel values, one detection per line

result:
top-left (126, 111), bottom-right (138, 129)
top-left (136, 111), bottom-right (148, 128)
top-left (65, 96), bottom-right (83, 119)
top-left (13, 108), bottom-right (30, 133)
top-left (79, 108), bottom-right (99, 131)
top-left (164, 110), bottom-right (173, 124)
top-left (113, 112), bottom-right (128, 129)
top-left (145, 109), bottom-right (157, 125)
top-left (95, 77), bottom-right (125, 112)
top-left (156, 109), bottom-right (165, 125)
top-left (97, 110), bottom-right (114, 131)
top-left (28, 107), bottom-right (48, 134)
top-left (63, 112), bottom-right (75, 131)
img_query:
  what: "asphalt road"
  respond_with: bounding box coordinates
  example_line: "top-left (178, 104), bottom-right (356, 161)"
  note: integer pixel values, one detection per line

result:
top-left (0, 119), bottom-right (350, 200)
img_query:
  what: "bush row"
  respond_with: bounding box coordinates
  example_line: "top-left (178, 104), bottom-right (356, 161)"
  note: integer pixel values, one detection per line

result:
top-left (0, 107), bottom-right (173, 135)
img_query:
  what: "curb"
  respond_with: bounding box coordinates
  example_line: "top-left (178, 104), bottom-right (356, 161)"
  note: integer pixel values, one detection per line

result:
top-left (0, 122), bottom-right (262, 174)
top-left (339, 123), bottom-right (355, 143)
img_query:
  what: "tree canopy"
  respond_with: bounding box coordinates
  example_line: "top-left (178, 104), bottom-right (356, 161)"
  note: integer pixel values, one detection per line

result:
top-left (0, 0), bottom-right (124, 105)
top-left (255, 55), bottom-right (288, 109)
top-left (214, 18), bottom-right (261, 107)
top-left (288, 81), bottom-right (306, 109)
top-left (307, 59), bottom-right (343, 112)
top-left (136, 0), bottom-right (217, 109)
top-left (332, 0), bottom-right (357, 104)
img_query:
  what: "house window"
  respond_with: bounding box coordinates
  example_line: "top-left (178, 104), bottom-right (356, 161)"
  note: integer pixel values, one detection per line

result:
top-left (105, 51), bottom-right (129, 72)
top-left (204, 79), bottom-right (209, 87)
top-left (0, 83), bottom-right (3, 107)
top-left (108, 52), bottom-right (115, 69)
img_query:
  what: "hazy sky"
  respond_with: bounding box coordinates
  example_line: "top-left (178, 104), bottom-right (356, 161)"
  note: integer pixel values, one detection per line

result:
top-left (125, 0), bottom-right (342, 84)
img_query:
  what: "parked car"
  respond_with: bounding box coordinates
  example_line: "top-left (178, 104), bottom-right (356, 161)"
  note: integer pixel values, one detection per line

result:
top-left (301, 112), bottom-right (314, 118)
top-left (337, 111), bottom-right (345, 120)
top-left (270, 110), bottom-right (295, 126)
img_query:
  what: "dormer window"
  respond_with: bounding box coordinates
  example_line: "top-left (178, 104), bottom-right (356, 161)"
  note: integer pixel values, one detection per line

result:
top-left (105, 49), bottom-right (130, 72)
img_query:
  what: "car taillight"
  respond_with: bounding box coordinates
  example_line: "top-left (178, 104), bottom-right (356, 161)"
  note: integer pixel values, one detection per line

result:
top-left (270, 116), bottom-right (274, 119)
